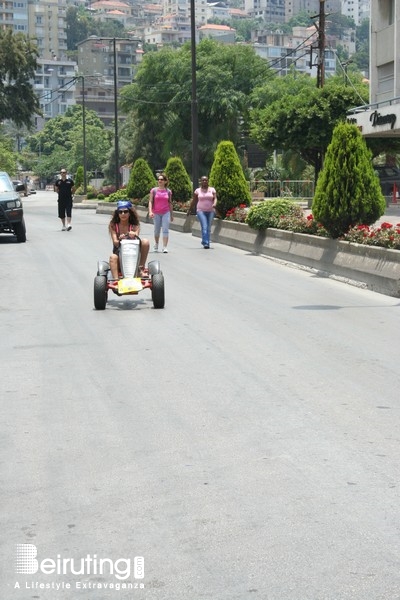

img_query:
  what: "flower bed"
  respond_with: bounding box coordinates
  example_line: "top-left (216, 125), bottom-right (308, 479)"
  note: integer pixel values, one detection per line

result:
top-left (222, 203), bottom-right (400, 251)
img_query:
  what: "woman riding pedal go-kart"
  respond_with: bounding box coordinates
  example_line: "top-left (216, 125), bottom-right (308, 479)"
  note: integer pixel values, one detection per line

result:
top-left (94, 201), bottom-right (165, 310)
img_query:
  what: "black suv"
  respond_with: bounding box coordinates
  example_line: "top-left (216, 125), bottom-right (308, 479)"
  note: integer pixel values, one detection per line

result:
top-left (374, 165), bottom-right (400, 196)
top-left (0, 172), bottom-right (26, 242)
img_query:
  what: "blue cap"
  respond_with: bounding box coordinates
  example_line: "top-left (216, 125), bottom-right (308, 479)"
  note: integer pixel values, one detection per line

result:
top-left (117, 200), bottom-right (132, 210)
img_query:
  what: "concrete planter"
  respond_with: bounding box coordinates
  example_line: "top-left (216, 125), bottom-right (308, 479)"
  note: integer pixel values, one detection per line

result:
top-left (192, 219), bottom-right (400, 297)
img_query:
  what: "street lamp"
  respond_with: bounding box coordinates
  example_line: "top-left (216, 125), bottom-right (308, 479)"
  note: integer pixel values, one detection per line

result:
top-left (190, 0), bottom-right (199, 191)
top-left (77, 75), bottom-right (87, 195)
top-left (96, 37), bottom-right (120, 191)
top-left (60, 76), bottom-right (87, 194)
top-left (112, 38), bottom-right (119, 191)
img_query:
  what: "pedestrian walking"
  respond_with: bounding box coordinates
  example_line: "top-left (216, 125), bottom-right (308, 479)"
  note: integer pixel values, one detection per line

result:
top-left (148, 173), bottom-right (174, 253)
top-left (191, 176), bottom-right (217, 249)
top-left (54, 169), bottom-right (75, 231)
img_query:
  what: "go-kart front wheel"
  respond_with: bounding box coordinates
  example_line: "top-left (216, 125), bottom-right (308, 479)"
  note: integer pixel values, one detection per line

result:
top-left (94, 275), bottom-right (108, 310)
top-left (151, 272), bottom-right (165, 309)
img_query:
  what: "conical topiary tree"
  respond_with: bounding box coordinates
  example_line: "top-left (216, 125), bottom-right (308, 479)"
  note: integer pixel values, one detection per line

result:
top-left (312, 122), bottom-right (386, 238)
top-left (75, 166), bottom-right (84, 189)
top-left (164, 156), bottom-right (192, 202)
top-left (126, 158), bottom-right (156, 200)
top-left (209, 141), bottom-right (251, 218)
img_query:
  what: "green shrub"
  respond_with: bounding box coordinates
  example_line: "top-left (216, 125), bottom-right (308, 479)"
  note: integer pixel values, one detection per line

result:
top-left (86, 191), bottom-right (97, 199)
top-left (139, 193), bottom-right (150, 208)
top-left (246, 199), bottom-right (303, 230)
top-left (97, 193), bottom-right (105, 200)
top-left (107, 189), bottom-right (130, 203)
top-left (126, 158), bottom-right (156, 199)
top-left (209, 141), bottom-right (251, 218)
top-left (312, 122), bottom-right (386, 238)
top-left (165, 157), bottom-right (192, 202)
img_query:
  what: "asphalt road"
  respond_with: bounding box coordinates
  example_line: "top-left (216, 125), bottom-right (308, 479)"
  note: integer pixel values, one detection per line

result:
top-left (1, 192), bottom-right (400, 600)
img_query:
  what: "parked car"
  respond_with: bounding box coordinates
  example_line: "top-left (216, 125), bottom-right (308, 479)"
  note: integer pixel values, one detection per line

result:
top-left (0, 172), bottom-right (26, 242)
top-left (374, 165), bottom-right (400, 196)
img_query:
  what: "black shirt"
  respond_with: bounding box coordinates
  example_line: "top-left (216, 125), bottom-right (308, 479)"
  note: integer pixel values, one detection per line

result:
top-left (55, 177), bottom-right (74, 202)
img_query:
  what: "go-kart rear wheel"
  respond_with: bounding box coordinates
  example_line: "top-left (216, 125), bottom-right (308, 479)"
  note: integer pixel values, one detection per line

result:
top-left (94, 275), bottom-right (108, 310)
top-left (151, 272), bottom-right (165, 309)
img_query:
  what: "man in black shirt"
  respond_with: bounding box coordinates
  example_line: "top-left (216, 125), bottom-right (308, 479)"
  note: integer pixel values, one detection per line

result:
top-left (54, 169), bottom-right (75, 231)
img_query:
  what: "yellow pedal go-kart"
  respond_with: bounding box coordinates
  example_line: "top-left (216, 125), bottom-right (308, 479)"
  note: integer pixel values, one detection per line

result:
top-left (94, 237), bottom-right (165, 310)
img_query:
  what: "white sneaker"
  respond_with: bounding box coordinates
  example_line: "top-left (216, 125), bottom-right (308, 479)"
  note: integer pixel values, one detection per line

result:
top-left (62, 225), bottom-right (67, 231)
top-left (153, 244), bottom-right (158, 252)
top-left (67, 224), bottom-right (72, 231)
top-left (162, 247), bottom-right (168, 253)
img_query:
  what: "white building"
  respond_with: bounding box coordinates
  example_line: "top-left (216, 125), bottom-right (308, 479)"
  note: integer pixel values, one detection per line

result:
top-left (341, 0), bottom-right (370, 26)
top-left (347, 0), bottom-right (400, 140)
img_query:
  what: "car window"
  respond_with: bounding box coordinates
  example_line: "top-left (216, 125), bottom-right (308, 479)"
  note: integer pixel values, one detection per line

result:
top-left (0, 175), bottom-right (14, 193)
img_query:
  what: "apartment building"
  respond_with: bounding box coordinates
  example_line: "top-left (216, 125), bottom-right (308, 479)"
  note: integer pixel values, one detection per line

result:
top-left (341, 0), bottom-right (370, 26)
top-left (75, 36), bottom-right (142, 127)
top-left (244, 0), bottom-right (285, 22)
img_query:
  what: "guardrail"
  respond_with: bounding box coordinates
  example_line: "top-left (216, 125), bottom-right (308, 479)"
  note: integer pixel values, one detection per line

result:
top-left (250, 180), bottom-right (314, 199)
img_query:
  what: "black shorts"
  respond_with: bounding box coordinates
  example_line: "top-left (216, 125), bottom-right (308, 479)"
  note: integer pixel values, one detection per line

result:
top-left (58, 198), bottom-right (73, 219)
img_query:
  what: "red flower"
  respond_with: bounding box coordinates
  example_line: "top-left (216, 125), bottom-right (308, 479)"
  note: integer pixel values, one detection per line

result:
top-left (380, 222), bottom-right (393, 229)
top-left (306, 214), bottom-right (314, 221)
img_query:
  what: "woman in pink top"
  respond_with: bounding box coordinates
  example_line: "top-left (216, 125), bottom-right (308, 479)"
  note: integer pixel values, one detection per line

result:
top-left (192, 176), bottom-right (217, 249)
top-left (148, 173), bottom-right (174, 253)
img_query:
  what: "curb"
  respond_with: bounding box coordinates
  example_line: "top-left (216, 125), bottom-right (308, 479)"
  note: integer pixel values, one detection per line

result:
top-left (192, 221), bottom-right (400, 297)
top-left (92, 202), bottom-right (400, 297)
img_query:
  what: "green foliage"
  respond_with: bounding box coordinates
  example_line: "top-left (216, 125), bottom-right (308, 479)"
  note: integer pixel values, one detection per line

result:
top-left (0, 30), bottom-right (40, 127)
top-left (66, 6), bottom-right (124, 52)
top-left (312, 122), bottom-right (386, 238)
top-left (75, 166), bottom-right (84, 188)
top-left (164, 156), bottom-right (192, 202)
top-left (209, 141), bottom-right (251, 218)
top-left (107, 189), bottom-right (130, 203)
top-left (250, 77), bottom-right (370, 169)
top-left (86, 191), bottom-right (97, 199)
top-left (246, 199), bottom-right (303, 230)
top-left (0, 137), bottom-right (17, 173)
top-left (119, 40), bottom-right (271, 176)
top-left (97, 193), bottom-right (105, 200)
top-left (126, 158), bottom-right (155, 199)
top-left (26, 105), bottom-right (111, 181)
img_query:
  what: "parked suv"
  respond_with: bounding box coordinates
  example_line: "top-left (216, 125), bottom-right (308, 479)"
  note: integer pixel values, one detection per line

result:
top-left (374, 165), bottom-right (400, 196)
top-left (0, 172), bottom-right (26, 242)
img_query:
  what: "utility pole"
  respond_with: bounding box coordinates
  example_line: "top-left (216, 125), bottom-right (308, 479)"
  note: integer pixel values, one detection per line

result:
top-left (317, 0), bottom-right (325, 89)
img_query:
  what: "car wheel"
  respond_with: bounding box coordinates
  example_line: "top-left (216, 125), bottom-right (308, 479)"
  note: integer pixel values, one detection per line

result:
top-left (94, 275), bottom-right (108, 310)
top-left (151, 273), bottom-right (165, 309)
top-left (14, 219), bottom-right (26, 243)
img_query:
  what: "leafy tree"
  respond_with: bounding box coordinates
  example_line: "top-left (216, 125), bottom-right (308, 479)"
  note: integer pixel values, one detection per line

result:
top-left (119, 39), bottom-right (271, 177)
top-left (250, 76), bottom-right (370, 176)
top-left (126, 158), bottom-right (155, 199)
top-left (209, 141), bottom-right (251, 218)
top-left (0, 138), bottom-right (17, 174)
top-left (0, 30), bottom-right (40, 127)
top-left (164, 157), bottom-right (192, 202)
top-left (312, 122), bottom-right (386, 238)
top-left (26, 105), bottom-right (111, 181)
top-left (66, 6), bottom-right (125, 52)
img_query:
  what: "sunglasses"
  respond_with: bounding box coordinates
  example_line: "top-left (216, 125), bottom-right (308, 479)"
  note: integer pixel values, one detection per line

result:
top-left (158, 178), bottom-right (166, 181)
top-left (118, 210), bottom-right (129, 214)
